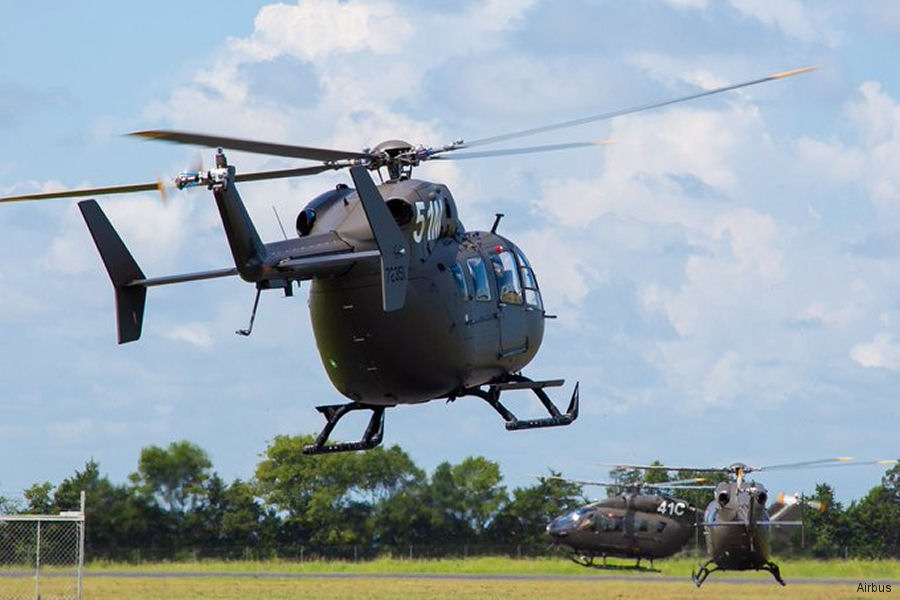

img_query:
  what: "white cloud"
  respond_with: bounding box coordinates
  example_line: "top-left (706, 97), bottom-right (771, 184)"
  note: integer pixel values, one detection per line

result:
top-left (797, 301), bottom-right (860, 330)
top-left (235, 0), bottom-right (412, 62)
top-left (163, 323), bottom-right (214, 348)
top-left (851, 333), bottom-right (900, 370)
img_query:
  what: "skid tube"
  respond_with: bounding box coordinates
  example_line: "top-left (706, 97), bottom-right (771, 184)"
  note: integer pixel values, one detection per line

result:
top-left (455, 374), bottom-right (579, 431)
top-left (303, 402), bottom-right (386, 455)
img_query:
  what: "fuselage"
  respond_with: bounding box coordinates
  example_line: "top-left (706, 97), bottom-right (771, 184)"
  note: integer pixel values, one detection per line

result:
top-left (547, 495), bottom-right (696, 560)
top-left (302, 178), bottom-right (546, 406)
top-left (703, 481), bottom-right (772, 569)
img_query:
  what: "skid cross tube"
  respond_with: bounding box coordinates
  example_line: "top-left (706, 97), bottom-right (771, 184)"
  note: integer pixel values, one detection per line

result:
top-left (303, 402), bottom-right (386, 454)
top-left (458, 375), bottom-right (579, 430)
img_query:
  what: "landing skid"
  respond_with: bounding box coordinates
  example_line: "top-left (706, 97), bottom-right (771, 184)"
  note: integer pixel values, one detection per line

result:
top-left (762, 560), bottom-right (786, 586)
top-left (691, 560), bottom-right (719, 587)
top-left (303, 402), bottom-right (386, 455)
top-left (692, 559), bottom-right (786, 587)
top-left (572, 554), bottom-right (658, 572)
top-left (458, 375), bottom-right (579, 430)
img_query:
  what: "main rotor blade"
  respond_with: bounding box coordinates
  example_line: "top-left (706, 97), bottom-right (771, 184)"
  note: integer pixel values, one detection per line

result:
top-left (430, 140), bottom-right (612, 160)
top-left (541, 475), bottom-right (708, 488)
top-left (234, 163), bottom-right (344, 183)
top-left (0, 181), bottom-right (165, 203)
top-left (660, 477), bottom-right (709, 487)
top-left (752, 457), bottom-right (855, 472)
top-left (462, 66), bottom-right (816, 149)
top-left (759, 458), bottom-right (899, 472)
top-left (130, 130), bottom-right (375, 162)
top-left (595, 463), bottom-right (726, 473)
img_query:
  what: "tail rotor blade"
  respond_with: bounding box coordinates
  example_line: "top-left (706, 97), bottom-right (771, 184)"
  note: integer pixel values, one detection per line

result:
top-left (0, 181), bottom-right (167, 203)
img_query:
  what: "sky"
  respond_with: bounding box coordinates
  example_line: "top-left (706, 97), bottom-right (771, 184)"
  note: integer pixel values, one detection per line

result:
top-left (2, 0), bottom-right (900, 508)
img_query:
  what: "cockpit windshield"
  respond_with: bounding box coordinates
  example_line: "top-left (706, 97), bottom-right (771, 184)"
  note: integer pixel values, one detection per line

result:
top-left (514, 248), bottom-right (542, 309)
top-left (490, 250), bottom-right (523, 305)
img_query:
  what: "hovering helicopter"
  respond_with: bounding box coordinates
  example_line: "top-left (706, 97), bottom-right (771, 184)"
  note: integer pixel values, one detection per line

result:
top-left (544, 475), bottom-right (712, 570)
top-left (0, 67), bottom-right (813, 454)
top-left (601, 458), bottom-right (897, 586)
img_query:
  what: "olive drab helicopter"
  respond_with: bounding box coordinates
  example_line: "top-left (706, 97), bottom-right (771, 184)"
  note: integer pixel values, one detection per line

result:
top-left (0, 67), bottom-right (814, 454)
top-left (544, 475), bottom-right (712, 570)
top-left (601, 458), bottom-right (898, 586)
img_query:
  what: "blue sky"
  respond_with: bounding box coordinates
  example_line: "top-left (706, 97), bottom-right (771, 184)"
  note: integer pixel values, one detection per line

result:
top-left (2, 0), bottom-right (900, 507)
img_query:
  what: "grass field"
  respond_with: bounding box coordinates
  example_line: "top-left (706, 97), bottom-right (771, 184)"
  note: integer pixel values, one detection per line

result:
top-left (67, 556), bottom-right (898, 599)
top-left (79, 577), bottom-right (871, 600)
top-left (85, 555), bottom-right (900, 580)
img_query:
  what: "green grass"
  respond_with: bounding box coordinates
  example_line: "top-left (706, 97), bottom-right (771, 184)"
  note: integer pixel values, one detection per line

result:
top-left (85, 555), bottom-right (900, 580)
top-left (78, 577), bottom-right (872, 600)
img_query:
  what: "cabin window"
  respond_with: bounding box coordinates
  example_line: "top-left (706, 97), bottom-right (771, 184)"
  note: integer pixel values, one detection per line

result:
top-left (638, 520), bottom-right (649, 532)
top-left (514, 248), bottom-right (543, 309)
top-left (449, 263), bottom-right (469, 300)
top-left (490, 250), bottom-right (523, 305)
top-left (577, 511), bottom-right (598, 532)
top-left (597, 514), bottom-right (613, 532)
top-left (466, 257), bottom-right (492, 301)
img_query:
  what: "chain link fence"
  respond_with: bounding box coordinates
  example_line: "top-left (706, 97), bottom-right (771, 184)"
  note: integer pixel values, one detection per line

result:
top-left (0, 492), bottom-right (84, 600)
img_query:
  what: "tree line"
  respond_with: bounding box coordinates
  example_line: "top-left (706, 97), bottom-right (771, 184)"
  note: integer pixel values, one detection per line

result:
top-left (4, 437), bottom-right (899, 561)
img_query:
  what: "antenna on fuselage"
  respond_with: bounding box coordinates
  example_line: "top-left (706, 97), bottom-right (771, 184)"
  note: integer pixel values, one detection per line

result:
top-left (491, 213), bottom-right (504, 233)
top-left (272, 205), bottom-right (288, 240)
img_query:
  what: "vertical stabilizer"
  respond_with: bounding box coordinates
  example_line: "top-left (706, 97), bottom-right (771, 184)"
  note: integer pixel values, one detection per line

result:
top-left (349, 166), bottom-right (409, 311)
top-left (211, 162), bottom-right (267, 281)
top-left (78, 200), bottom-right (146, 343)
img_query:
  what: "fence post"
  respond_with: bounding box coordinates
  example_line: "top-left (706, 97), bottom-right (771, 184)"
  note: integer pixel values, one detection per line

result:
top-left (78, 491), bottom-right (86, 600)
top-left (464, 544), bottom-right (468, 559)
top-left (35, 520), bottom-right (41, 600)
top-left (408, 545), bottom-right (413, 560)
top-left (517, 544), bottom-right (521, 559)
top-left (300, 546), bottom-right (304, 563)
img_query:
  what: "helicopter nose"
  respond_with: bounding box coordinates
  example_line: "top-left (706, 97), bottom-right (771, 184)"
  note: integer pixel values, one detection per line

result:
top-left (546, 516), bottom-right (572, 538)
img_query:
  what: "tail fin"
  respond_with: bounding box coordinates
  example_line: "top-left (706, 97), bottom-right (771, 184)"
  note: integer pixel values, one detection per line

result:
top-left (212, 164), bottom-right (267, 281)
top-left (349, 166), bottom-right (409, 311)
top-left (78, 200), bottom-right (147, 344)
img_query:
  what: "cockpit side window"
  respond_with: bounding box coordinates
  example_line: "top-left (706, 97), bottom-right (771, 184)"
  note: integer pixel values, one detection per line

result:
top-left (514, 248), bottom-right (543, 309)
top-left (449, 263), bottom-right (469, 301)
top-left (466, 257), bottom-right (492, 302)
top-left (598, 514), bottom-right (613, 532)
top-left (490, 250), bottom-right (523, 305)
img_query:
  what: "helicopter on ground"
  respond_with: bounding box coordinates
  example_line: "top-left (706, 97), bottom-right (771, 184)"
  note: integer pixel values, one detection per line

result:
top-left (1, 67), bottom-right (813, 454)
top-left (600, 458), bottom-right (897, 586)
top-left (544, 475), bottom-right (713, 570)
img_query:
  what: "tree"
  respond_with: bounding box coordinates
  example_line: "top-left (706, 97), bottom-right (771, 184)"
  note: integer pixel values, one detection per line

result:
top-left (426, 457), bottom-right (507, 540)
top-left (191, 474), bottom-right (277, 558)
top-left (131, 441), bottom-right (212, 513)
top-left (848, 484), bottom-right (900, 558)
top-left (23, 482), bottom-right (54, 514)
top-left (796, 483), bottom-right (848, 558)
top-left (256, 434), bottom-right (423, 551)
